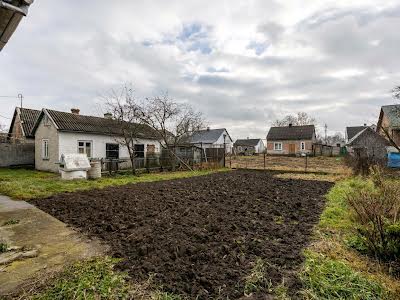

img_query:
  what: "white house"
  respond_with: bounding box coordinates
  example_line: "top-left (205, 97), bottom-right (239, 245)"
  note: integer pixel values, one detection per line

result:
top-left (189, 127), bottom-right (233, 153)
top-left (233, 138), bottom-right (265, 155)
top-left (31, 108), bottom-right (161, 172)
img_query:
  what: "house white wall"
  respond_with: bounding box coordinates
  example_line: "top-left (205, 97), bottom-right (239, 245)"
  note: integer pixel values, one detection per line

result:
top-left (58, 132), bottom-right (161, 160)
top-left (255, 140), bottom-right (265, 153)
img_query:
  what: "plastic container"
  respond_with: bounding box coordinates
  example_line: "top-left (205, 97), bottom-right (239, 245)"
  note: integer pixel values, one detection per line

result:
top-left (388, 152), bottom-right (400, 168)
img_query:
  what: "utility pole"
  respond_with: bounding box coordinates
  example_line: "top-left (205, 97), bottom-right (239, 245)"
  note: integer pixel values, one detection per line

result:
top-left (18, 94), bottom-right (23, 108)
top-left (324, 123), bottom-right (328, 145)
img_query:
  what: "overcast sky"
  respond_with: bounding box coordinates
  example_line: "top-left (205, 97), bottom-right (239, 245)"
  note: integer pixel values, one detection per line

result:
top-left (1, 0), bottom-right (400, 139)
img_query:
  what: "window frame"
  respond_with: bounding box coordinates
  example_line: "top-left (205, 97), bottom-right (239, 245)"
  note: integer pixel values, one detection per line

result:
top-left (42, 139), bottom-right (49, 160)
top-left (274, 142), bottom-right (283, 151)
top-left (134, 144), bottom-right (145, 158)
top-left (300, 141), bottom-right (306, 151)
top-left (106, 143), bottom-right (119, 159)
top-left (77, 140), bottom-right (93, 158)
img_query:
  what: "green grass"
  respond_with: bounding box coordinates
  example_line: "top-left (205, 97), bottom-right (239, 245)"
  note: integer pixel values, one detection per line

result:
top-left (300, 177), bottom-right (399, 299)
top-left (0, 168), bottom-right (229, 200)
top-left (32, 257), bottom-right (129, 300)
top-left (2, 219), bottom-right (20, 226)
top-left (300, 250), bottom-right (388, 300)
top-left (0, 242), bottom-right (8, 253)
top-left (319, 177), bottom-right (375, 232)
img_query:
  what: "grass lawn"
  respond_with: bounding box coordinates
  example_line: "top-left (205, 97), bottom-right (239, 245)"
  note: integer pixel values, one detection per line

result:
top-left (0, 168), bottom-right (229, 200)
top-left (300, 177), bottom-right (400, 299)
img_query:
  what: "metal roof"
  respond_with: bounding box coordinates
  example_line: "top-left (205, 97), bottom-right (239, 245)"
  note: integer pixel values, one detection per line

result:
top-left (189, 128), bottom-right (231, 144)
top-left (0, 0), bottom-right (33, 51)
top-left (347, 127), bottom-right (391, 147)
top-left (234, 138), bottom-right (262, 147)
top-left (381, 105), bottom-right (400, 128)
top-left (267, 125), bottom-right (315, 141)
top-left (346, 126), bottom-right (368, 141)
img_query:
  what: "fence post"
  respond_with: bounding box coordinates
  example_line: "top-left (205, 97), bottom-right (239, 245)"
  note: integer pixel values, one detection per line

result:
top-left (305, 154), bottom-right (308, 172)
top-left (264, 152), bottom-right (266, 170)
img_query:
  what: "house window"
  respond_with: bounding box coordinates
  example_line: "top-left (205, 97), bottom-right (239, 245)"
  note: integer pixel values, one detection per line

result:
top-left (274, 142), bottom-right (283, 151)
top-left (78, 141), bottom-right (92, 158)
top-left (301, 141), bottom-right (306, 151)
top-left (42, 139), bottom-right (49, 159)
top-left (106, 143), bottom-right (119, 159)
top-left (134, 144), bottom-right (145, 158)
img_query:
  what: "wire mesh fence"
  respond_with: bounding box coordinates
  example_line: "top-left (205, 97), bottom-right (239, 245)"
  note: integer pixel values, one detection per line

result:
top-left (100, 145), bottom-right (228, 174)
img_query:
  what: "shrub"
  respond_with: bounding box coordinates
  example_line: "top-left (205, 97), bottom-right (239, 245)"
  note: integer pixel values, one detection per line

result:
top-left (345, 169), bottom-right (400, 265)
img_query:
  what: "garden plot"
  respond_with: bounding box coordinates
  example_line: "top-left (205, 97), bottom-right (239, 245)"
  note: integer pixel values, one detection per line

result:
top-left (32, 170), bottom-right (332, 299)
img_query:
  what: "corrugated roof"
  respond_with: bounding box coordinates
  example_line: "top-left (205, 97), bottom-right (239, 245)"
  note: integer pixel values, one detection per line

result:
top-left (190, 128), bottom-right (228, 144)
top-left (346, 126), bottom-right (367, 141)
top-left (267, 125), bottom-right (315, 141)
top-left (382, 105), bottom-right (400, 128)
top-left (33, 109), bottom-right (159, 139)
top-left (8, 107), bottom-right (41, 138)
top-left (234, 139), bottom-right (261, 147)
top-left (19, 108), bottom-right (40, 137)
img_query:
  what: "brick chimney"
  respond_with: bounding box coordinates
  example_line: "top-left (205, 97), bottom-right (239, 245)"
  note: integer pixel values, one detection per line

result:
top-left (289, 123), bottom-right (293, 127)
top-left (104, 112), bottom-right (112, 119)
top-left (71, 108), bottom-right (80, 115)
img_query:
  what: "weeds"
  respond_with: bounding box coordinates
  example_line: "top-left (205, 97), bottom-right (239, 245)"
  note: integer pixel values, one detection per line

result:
top-left (300, 250), bottom-right (388, 300)
top-left (0, 242), bottom-right (8, 253)
top-left (2, 219), bottom-right (20, 226)
top-left (244, 258), bottom-right (273, 296)
top-left (346, 169), bottom-right (400, 263)
top-left (32, 257), bottom-right (129, 300)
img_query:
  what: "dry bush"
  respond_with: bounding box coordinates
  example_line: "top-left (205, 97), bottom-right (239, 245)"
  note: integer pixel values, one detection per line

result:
top-left (344, 153), bottom-right (386, 176)
top-left (346, 168), bottom-right (400, 271)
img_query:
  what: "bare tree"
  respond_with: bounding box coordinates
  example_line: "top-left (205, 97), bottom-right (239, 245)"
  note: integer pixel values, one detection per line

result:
top-left (392, 86), bottom-right (400, 99)
top-left (140, 94), bottom-right (204, 171)
top-left (272, 112), bottom-right (316, 126)
top-left (103, 85), bottom-right (145, 174)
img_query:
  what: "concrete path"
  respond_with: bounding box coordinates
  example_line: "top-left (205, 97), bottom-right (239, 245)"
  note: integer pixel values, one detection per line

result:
top-left (0, 195), bottom-right (104, 297)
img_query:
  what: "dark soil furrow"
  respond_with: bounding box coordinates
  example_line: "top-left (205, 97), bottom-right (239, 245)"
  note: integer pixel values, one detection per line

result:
top-left (31, 170), bottom-right (332, 299)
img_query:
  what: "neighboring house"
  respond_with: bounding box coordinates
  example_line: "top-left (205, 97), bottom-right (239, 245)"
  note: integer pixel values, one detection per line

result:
top-left (345, 124), bottom-right (370, 143)
top-left (8, 107), bottom-right (41, 143)
top-left (189, 127), bottom-right (233, 153)
top-left (233, 138), bottom-right (265, 155)
top-left (31, 108), bottom-right (162, 172)
top-left (0, 0), bottom-right (34, 51)
top-left (266, 124), bottom-right (316, 155)
top-left (347, 127), bottom-right (391, 161)
top-left (377, 105), bottom-right (400, 147)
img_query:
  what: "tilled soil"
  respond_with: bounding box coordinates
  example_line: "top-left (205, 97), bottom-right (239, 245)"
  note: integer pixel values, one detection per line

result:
top-left (32, 170), bottom-right (332, 299)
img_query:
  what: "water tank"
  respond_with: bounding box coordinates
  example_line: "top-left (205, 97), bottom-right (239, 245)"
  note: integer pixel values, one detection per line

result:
top-left (388, 152), bottom-right (400, 168)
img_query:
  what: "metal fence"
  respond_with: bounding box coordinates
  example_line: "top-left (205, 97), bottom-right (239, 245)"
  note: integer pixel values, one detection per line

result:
top-left (100, 145), bottom-right (227, 174)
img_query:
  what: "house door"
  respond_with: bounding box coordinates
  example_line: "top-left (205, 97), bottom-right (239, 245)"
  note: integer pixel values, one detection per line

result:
top-left (289, 144), bottom-right (295, 155)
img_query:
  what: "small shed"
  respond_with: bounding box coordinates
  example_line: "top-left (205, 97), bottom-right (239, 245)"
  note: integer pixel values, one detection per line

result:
top-left (346, 127), bottom-right (391, 162)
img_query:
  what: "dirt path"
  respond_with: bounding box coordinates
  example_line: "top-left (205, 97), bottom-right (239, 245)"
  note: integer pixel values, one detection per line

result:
top-left (0, 195), bottom-right (104, 297)
top-left (32, 170), bottom-right (332, 299)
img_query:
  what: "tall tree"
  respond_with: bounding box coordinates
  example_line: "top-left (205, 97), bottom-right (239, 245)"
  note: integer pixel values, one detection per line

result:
top-left (272, 112), bottom-right (316, 127)
top-left (103, 85), bottom-right (145, 174)
top-left (140, 94), bottom-right (204, 171)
